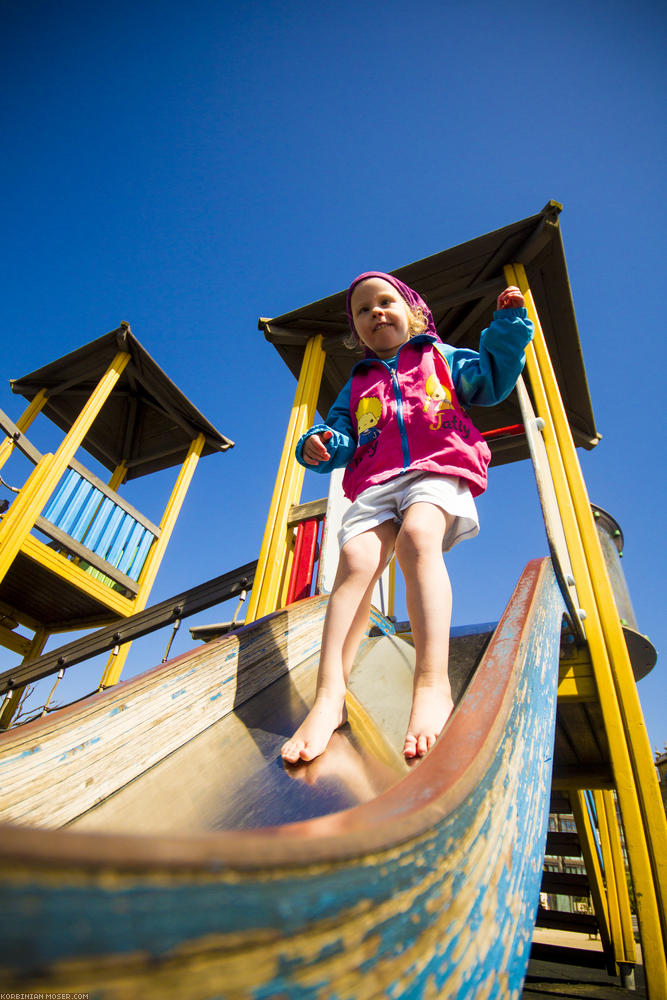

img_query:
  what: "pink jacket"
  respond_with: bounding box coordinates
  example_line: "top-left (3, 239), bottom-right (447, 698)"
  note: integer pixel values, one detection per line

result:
top-left (296, 311), bottom-right (533, 502)
top-left (342, 339), bottom-right (490, 500)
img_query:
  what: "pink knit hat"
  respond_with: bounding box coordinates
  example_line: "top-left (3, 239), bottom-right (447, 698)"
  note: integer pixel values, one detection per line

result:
top-left (346, 271), bottom-right (437, 339)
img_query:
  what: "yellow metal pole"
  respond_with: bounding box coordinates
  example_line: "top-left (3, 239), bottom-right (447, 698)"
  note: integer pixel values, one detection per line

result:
top-left (0, 352), bottom-right (131, 587)
top-left (0, 626), bottom-right (48, 729)
top-left (570, 790), bottom-right (613, 962)
top-left (246, 334), bottom-right (325, 622)
top-left (601, 789), bottom-right (638, 965)
top-left (511, 262), bottom-right (666, 911)
top-left (506, 264), bottom-right (666, 992)
top-left (0, 389), bottom-right (48, 472)
top-left (108, 462), bottom-right (128, 492)
top-left (279, 529), bottom-right (297, 609)
top-left (259, 334), bottom-right (325, 616)
top-left (594, 789), bottom-right (625, 968)
top-left (244, 373), bottom-right (307, 621)
top-left (99, 434), bottom-right (206, 688)
top-left (0, 625), bottom-right (32, 657)
top-left (387, 557), bottom-right (396, 620)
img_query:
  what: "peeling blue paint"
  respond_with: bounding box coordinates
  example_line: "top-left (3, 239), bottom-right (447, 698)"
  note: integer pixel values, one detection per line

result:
top-left (57, 737), bottom-right (101, 763)
top-left (0, 745), bottom-right (42, 766)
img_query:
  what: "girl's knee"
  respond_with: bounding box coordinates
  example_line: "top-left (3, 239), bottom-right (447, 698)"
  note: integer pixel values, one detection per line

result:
top-left (340, 528), bottom-right (393, 579)
top-left (396, 505), bottom-right (452, 561)
top-left (340, 543), bottom-right (377, 580)
top-left (395, 519), bottom-right (442, 563)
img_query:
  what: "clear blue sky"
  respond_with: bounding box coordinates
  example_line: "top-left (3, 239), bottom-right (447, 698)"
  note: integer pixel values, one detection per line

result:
top-left (2, 0), bottom-right (665, 753)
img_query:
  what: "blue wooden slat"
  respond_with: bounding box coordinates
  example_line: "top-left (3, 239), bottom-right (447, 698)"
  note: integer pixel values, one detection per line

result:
top-left (39, 466), bottom-right (157, 587)
top-left (95, 506), bottom-right (126, 561)
top-left (117, 522), bottom-right (146, 575)
top-left (106, 513), bottom-right (135, 567)
top-left (84, 497), bottom-right (116, 552)
top-left (71, 488), bottom-right (104, 543)
top-left (59, 481), bottom-right (94, 535)
top-left (126, 530), bottom-right (154, 580)
top-left (42, 469), bottom-right (81, 524)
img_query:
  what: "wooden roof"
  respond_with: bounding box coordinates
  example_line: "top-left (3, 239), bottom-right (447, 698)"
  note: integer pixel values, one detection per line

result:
top-left (11, 323), bottom-right (234, 480)
top-left (259, 201), bottom-right (600, 467)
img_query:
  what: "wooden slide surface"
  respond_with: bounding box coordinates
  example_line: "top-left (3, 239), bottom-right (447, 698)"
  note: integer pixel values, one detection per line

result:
top-left (0, 558), bottom-right (565, 999)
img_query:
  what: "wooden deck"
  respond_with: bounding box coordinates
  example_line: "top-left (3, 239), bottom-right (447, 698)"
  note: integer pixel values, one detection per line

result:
top-left (524, 938), bottom-right (646, 999)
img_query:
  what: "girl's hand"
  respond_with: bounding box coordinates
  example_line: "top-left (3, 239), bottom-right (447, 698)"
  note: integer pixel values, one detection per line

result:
top-left (303, 430), bottom-right (333, 464)
top-left (497, 286), bottom-right (524, 310)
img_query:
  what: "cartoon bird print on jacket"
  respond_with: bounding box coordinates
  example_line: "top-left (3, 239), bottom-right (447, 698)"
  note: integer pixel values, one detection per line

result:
top-left (423, 372), bottom-right (455, 429)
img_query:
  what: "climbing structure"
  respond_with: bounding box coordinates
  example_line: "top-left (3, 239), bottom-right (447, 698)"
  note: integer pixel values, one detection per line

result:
top-left (0, 322), bottom-right (232, 724)
top-left (0, 205), bottom-right (664, 998)
top-left (253, 201), bottom-right (666, 995)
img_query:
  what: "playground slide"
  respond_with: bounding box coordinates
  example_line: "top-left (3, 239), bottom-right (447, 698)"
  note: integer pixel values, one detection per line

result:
top-left (0, 557), bottom-right (565, 998)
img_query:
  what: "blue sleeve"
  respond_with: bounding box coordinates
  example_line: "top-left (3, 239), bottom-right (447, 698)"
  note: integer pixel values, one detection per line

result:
top-left (440, 307), bottom-right (534, 407)
top-left (295, 379), bottom-right (357, 473)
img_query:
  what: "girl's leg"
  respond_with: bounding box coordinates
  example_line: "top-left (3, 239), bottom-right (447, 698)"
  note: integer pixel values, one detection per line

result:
top-left (394, 502), bottom-right (453, 758)
top-left (281, 519), bottom-right (397, 763)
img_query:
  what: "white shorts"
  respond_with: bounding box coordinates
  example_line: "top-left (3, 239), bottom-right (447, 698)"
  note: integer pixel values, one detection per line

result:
top-left (338, 471), bottom-right (479, 553)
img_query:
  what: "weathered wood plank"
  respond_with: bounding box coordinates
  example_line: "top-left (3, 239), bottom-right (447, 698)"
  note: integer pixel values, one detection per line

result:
top-left (0, 593), bottom-right (328, 827)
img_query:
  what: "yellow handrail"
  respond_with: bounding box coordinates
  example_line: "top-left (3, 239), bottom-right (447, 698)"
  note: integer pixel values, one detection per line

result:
top-left (0, 389), bottom-right (47, 473)
top-left (246, 334), bottom-right (325, 622)
top-left (506, 263), bottom-right (666, 992)
top-left (0, 353), bottom-right (131, 587)
top-left (99, 433), bottom-right (206, 688)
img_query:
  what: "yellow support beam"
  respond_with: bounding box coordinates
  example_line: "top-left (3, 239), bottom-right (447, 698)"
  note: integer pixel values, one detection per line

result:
top-left (108, 462), bottom-right (128, 492)
top-left (21, 534), bottom-right (134, 618)
top-left (0, 624), bottom-right (32, 657)
top-left (0, 352), bottom-right (131, 588)
top-left (0, 388), bottom-right (48, 472)
top-left (246, 334), bottom-right (325, 622)
top-left (512, 263), bottom-right (667, 894)
top-left (0, 626), bottom-right (48, 729)
top-left (596, 789), bottom-right (637, 967)
top-left (570, 789), bottom-right (613, 964)
top-left (387, 556), bottom-right (396, 620)
top-left (279, 529), bottom-right (297, 609)
top-left (506, 263), bottom-right (667, 993)
top-left (604, 789), bottom-right (638, 965)
top-left (99, 433), bottom-right (206, 688)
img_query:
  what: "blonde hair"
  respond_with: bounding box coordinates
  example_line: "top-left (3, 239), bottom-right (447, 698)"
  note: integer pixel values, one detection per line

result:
top-left (344, 305), bottom-right (428, 352)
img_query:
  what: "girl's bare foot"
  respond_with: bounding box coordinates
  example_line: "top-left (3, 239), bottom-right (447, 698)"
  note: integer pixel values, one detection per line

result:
top-left (281, 693), bottom-right (348, 763)
top-left (403, 681), bottom-right (454, 759)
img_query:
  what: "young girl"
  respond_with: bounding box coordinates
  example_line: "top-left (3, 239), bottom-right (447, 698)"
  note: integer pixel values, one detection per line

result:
top-left (281, 272), bottom-right (533, 763)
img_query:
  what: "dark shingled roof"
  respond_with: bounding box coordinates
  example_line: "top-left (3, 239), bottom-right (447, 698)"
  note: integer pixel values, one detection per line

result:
top-left (259, 201), bottom-right (599, 467)
top-left (11, 323), bottom-right (234, 480)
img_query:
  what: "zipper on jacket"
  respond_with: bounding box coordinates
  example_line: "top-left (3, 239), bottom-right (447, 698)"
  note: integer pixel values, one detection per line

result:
top-left (387, 364), bottom-right (411, 469)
